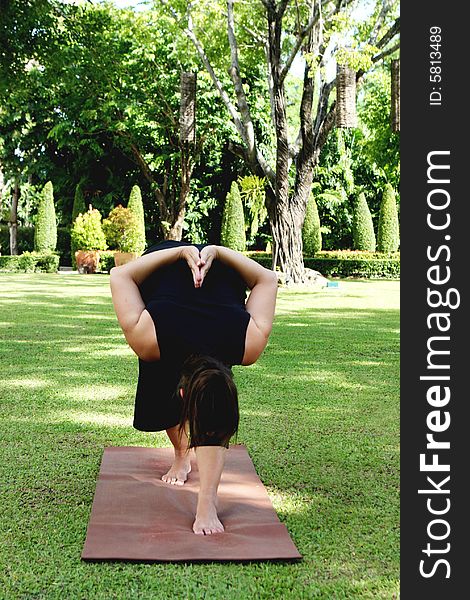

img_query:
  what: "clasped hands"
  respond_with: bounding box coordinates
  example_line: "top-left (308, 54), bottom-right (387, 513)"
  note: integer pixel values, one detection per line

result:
top-left (179, 245), bottom-right (218, 288)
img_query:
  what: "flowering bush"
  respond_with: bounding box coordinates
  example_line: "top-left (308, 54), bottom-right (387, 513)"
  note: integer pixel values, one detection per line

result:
top-left (102, 205), bottom-right (140, 252)
top-left (71, 207), bottom-right (107, 251)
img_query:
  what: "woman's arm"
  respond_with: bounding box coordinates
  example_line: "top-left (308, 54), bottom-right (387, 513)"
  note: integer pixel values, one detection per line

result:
top-left (110, 245), bottom-right (201, 361)
top-left (200, 245), bottom-right (278, 365)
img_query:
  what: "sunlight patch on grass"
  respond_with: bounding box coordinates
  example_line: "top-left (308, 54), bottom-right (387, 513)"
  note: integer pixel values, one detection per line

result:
top-left (8, 378), bottom-right (50, 389)
top-left (53, 410), bottom-right (131, 427)
top-left (88, 347), bottom-right (134, 358)
top-left (64, 384), bottom-right (129, 402)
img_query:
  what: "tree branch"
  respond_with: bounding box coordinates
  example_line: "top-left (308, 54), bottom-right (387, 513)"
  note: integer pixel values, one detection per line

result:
top-left (368, 0), bottom-right (394, 46)
top-left (372, 41), bottom-right (400, 63)
top-left (260, 0), bottom-right (276, 12)
top-left (276, 0), bottom-right (290, 20)
top-left (227, 0), bottom-right (256, 162)
top-left (279, 1), bottom-right (321, 84)
top-left (375, 17), bottom-right (400, 51)
top-left (159, 0), bottom-right (275, 183)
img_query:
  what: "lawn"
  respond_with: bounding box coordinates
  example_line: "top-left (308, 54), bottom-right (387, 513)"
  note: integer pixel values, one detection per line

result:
top-left (0, 273), bottom-right (399, 599)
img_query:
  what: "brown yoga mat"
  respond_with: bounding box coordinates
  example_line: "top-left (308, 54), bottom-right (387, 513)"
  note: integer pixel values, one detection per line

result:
top-left (81, 445), bottom-right (301, 562)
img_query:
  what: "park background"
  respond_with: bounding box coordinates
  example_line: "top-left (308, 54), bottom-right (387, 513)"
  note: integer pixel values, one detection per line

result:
top-left (0, 0), bottom-right (400, 598)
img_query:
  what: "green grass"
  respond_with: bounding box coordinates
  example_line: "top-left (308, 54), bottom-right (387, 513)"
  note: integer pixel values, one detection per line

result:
top-left (0, 274), bottom-right (399, 599)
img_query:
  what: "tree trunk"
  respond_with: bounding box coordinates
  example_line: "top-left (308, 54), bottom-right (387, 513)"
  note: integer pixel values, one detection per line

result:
top-left (166, 144), bottom-right (193, 241)
top-left (266, 7), bottom-right (307, 282)
top-left (270, 200), bottom-right (305, 282)
top-left (167, 207), bottom-right (185, 240)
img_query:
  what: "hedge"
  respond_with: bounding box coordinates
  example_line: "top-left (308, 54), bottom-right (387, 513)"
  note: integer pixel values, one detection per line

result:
top-left (245, 251), bottom-right (400, 279)
top-left (0, 252), bottom-right (60, 273)
top-left (0, 225), bottom-right (71, 266)
top-left (304, 257), bottom-right (400, 279)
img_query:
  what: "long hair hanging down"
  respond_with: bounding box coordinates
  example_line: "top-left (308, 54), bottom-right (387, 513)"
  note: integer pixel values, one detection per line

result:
top-left (177, 355), bottom-right (239, 449)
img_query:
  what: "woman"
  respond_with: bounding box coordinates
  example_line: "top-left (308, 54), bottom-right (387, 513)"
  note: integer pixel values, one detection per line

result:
top-left (110, 240), bottom-right (277, 535)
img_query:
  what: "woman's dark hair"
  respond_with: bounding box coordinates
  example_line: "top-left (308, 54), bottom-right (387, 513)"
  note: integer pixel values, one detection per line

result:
top-left (177, 354), bottom-right (239, 449)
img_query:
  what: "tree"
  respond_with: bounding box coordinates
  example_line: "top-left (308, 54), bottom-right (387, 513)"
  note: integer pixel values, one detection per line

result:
top-left (41, 3), bottom-right (233, 240)
top-left (352, 192), bottom-right (376, 251)
top-left (377, 183), bottom-right (399, 252)
top-left (220, 181), bottom-right (245, 252)
top-left (34, 180), bottom-right (57, 252)
top-left (162, 0), bottom-right (399, 281)
top-left (127, 185), bottom-right (146, 254)
top-left (0, 1), bottom-right (60, 252)
top-left (302, 194), bottom-right (322, 256)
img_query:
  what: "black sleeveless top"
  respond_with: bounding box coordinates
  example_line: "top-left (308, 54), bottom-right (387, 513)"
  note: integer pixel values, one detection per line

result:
top-left (133, 240), bottom-right (251, 432)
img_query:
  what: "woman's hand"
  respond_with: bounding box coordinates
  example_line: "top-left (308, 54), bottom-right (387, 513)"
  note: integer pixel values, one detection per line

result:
top-left (199, 245), bottom-right (218, 286)
top-left (180, 245), bottom-right (204, 288)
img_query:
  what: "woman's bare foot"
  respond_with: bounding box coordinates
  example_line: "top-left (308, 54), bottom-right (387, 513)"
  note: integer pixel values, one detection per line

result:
top-left (161, 452), bottom-right (192, 486)
top-left (193, 493), bottom-right (224, 535)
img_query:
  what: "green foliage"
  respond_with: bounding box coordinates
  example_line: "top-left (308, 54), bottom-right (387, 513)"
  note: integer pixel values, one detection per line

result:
top-left (378, 184), bottom-right (399, 252)
top-left (71, 207), bottom-right (107, 251)
top-left (70, 185), bottom-right (86, 268)
top-left (336, 44), bottom-right (379, 72)
top-left (102, 205), bottom-right (140, 252)
top-left (220, 181), bottom-right (246, 252)
top-left (238, 175), bottom-right (267, 243)
top-left (353, 192), bottom-right (376, 251)
top-left (0, 251), bottom-right (59, 273)
top-left (336, 129), bottom-right (355, 196)
top-left (56, 226), bottom-right (71, 266)
top-left (359, 69), bottom-right (400, 188)
top-left (0, 225), bottom-right (34, 254)
top-left (302, 195), bottom-right (322, 256)
top-left (34, 181), bottom-right (57, 252)
top-left (97, 250), bottom-right (117, 273)
top-left (309, 257), bottom-right (400, 279)
top-left (72, 184), bottom-right (86, 223)
top-left (127, 185), bottom-right (146, 253)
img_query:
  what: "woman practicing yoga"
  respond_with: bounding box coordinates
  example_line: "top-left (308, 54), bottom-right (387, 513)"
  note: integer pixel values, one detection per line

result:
top-left (110, 240), bottom-right (277, 535)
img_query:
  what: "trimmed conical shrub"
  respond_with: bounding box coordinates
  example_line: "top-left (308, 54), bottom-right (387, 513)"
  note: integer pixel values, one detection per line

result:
top-left (302, 194), bottom-right (322, 255)
top-left (34, 181), bottom-right (57, 252)
top-left (220, 181), bottom-right (246, 252)
top-left (72, 184), bottom-right (86, 223)
top-left (71, 184), bottom-right (86, 267)
top-left (127, 185), bottom-right (146, 254)
top-left (352, 192), bottom-right (376, 251)
top-left (377, 184), bottom-right (399, 252)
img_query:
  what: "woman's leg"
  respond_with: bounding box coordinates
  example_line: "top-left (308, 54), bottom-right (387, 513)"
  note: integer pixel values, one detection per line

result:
top-left (161, 423), bottom-right (192, 486)
top-left (193, 445), bottom-right (226, 535)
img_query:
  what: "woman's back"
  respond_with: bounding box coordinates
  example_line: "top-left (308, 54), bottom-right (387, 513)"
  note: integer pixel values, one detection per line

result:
top-left (133, 240), bottom-right (251, 432)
